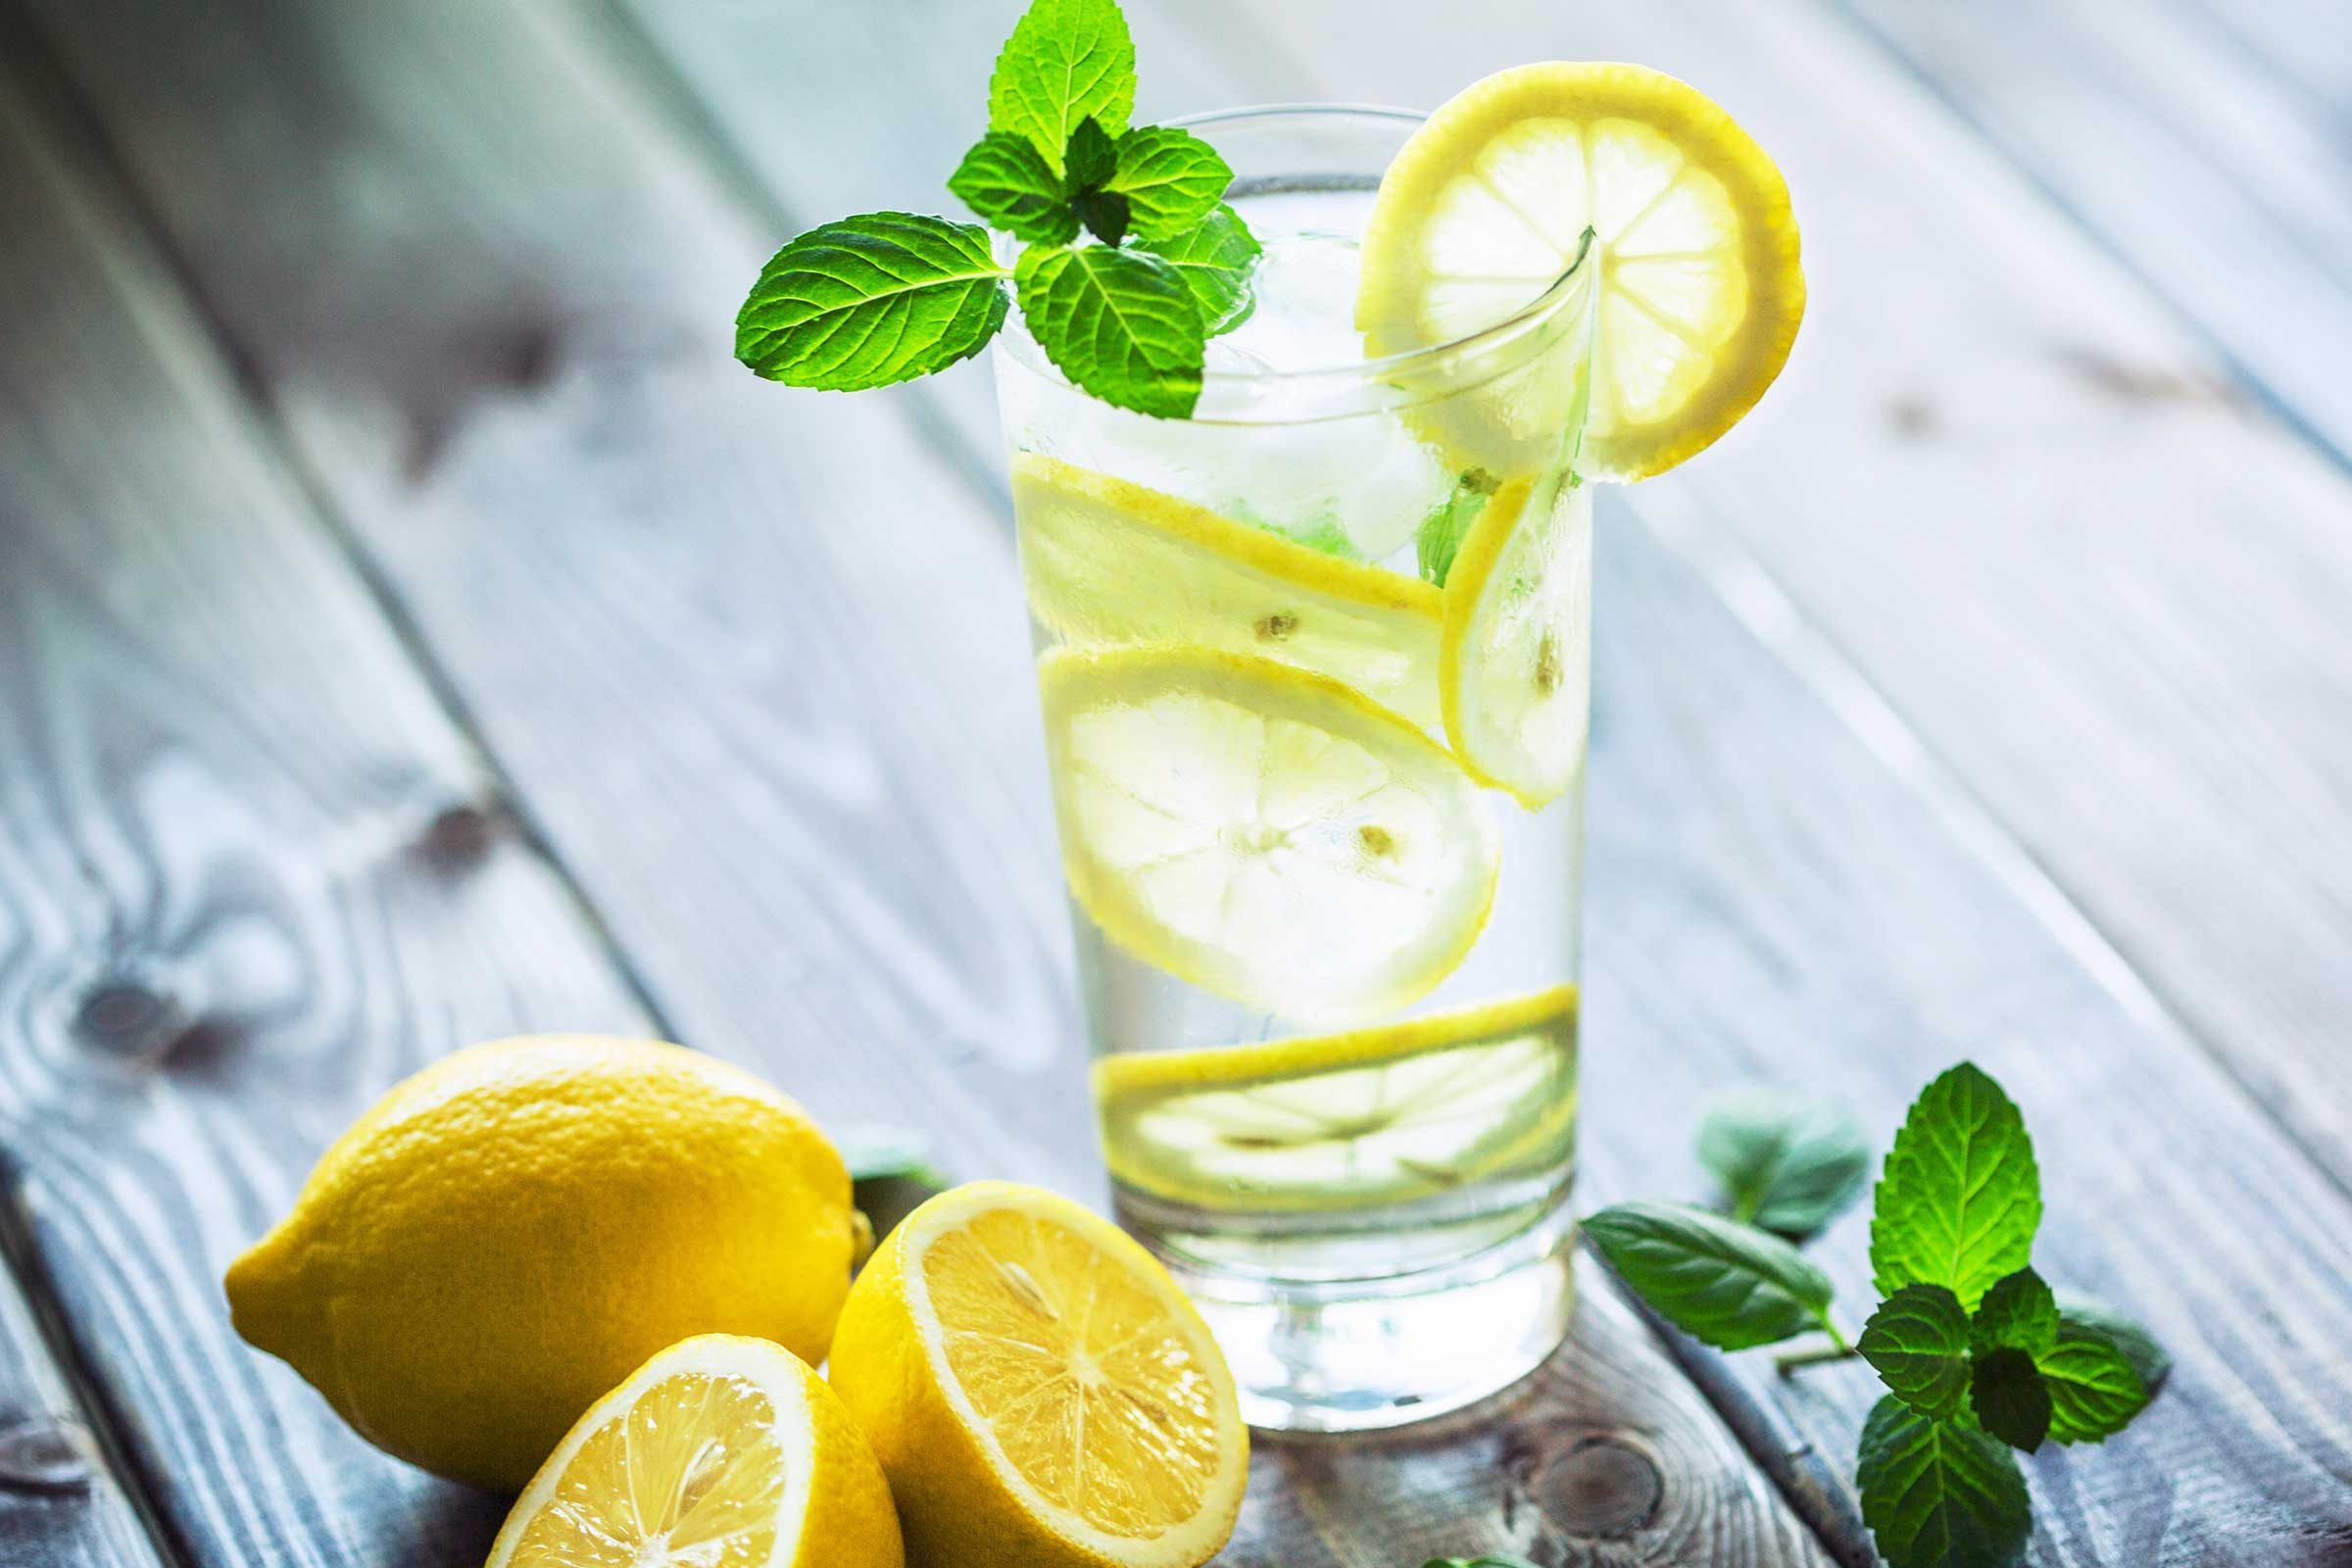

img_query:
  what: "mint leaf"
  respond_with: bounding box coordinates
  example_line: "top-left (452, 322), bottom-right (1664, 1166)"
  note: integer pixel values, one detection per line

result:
top-left (1073, 189), bottom-right (1132, 246)
top-left (2054, 1290), bottom-right (2170, 1396)
top-left (1414, 471), bottom-right (1493, 587)
top-left (1857, 1395), bottom-right (2031, 1568)
top-left (2039, 1323), bottom-right (2149, 1444)
top-left (1137, 204), bottom-right (1259, 336)
top-left (1970, 1347), bottom-right (2053, 1453)
top-left (948, 134), bottom-right (1076, 244)
top-left (1423, 1559), bottom-right (1541, 1568)
top-left (988, 0), bottom-right (1135, 174)
top-left (1016, 244), bottom-right (1204, 417)
top-left (1064, 117), bottom-right (1117, 189)
top-left (1108, 126), bottom-right (1232, 239)
top-left (1698, 1089), bottom-right (1872, 1241)
top-left (1859, 1283), bottom-right (1972, 1420)
top-left (737, 214), bottom-right (1008, 390)
top-left (1585, 1200), bottom-right (1836, 1350)
top-left (1970, 1267), bottom-right (2058, 1359)
top-left (1268, 514), bottom-right (1363, 561)
top-left (1870, 1062), bottom-right (2041, 1310)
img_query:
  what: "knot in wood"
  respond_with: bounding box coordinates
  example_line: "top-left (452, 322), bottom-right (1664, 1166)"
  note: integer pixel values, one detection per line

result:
top-left (71, 972), bottom-right (190, 1063)
top-left (1531, 1433), bottom-right (1662, 1541)
top-left (0, 1414), bottom-right (93, 1494)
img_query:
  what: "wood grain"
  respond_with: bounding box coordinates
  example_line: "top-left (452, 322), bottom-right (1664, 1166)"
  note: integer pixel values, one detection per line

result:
top-left (0, 38), bottom-right (650, 1568)
top-left (1, 0), bottom-right (1836, 1565)
top-left (0, 1229), bottom-right (160, 1568)
top-left (1830, 0), bottom-right (2352, 465)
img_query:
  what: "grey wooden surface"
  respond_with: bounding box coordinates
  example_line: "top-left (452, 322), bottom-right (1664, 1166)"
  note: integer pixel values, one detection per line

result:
top-left (1, 0), bottom-right (2349, 1565)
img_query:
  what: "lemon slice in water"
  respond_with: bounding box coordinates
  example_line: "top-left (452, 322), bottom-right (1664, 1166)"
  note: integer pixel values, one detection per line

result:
top-left (1012, 453), bottom-right (1445, 727)
top-left (1040, 644), bottom-right (1498, 1021)
top-left (1357, 61), bottom-right (1804, 481)
top-left (1094, 986), bottom-right (1579, 1211)
top-left (1440, 469), bottom-right (1594, 809)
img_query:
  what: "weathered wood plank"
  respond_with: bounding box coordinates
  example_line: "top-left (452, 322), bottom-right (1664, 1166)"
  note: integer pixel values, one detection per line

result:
top-left (4, 1), bottom-right (1835, 1565)
top-left (1175, 0), bottom-right (2352, 1242)
top-left (0, 36), bottom-right (650, 1568)
top-left (1831, 0), bottom-right (2352, 465)
top-left (0, 1233), bottom-right (160, 1568)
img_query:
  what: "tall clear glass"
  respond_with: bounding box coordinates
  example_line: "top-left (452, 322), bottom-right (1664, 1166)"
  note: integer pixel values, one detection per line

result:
top-left (995, 107), bottom-right (1596, 1431)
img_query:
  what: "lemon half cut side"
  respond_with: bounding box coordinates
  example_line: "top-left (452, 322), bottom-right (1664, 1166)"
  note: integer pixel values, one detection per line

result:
top-left (827, 1181), bottom-right (1249, 1568)
top-left (1358, 61), bottom-right (1804, 481)
top-left (486, 1334), bottom-right (902, 1568)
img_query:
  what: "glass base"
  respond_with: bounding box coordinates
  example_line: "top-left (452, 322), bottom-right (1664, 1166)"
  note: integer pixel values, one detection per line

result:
top-left (1151, 1205), bottom-right (1579, 1433)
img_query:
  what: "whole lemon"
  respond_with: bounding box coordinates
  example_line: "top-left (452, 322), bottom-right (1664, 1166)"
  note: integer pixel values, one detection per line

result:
top-left (224, 1035), bottom-right (858, 1493)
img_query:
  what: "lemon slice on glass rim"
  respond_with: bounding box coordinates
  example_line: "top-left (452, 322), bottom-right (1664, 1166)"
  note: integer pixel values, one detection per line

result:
top-left (1094, 985), bottom-right (1580, 1211)
top-left (1012, 452), bottom-right (1445, 727)
top-left (1039, 643), bottom-right (1498, 1022)
top-left (485, 1335), bottom-right (901, 1568)
top-left (1357, 60), bottom-right (1804, 482)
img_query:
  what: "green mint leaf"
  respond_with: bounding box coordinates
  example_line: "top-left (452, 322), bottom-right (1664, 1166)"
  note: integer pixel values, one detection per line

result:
top-left (988, 0), bottom-right (1135, 175)
top-left (1414, 471), bottom-right (1494, 587)
top-left (834, 1125), bottom-right (941, 1184)
top-left (2053, 1290), bottom-right (2171, 1396)
top-left (736, 214), bottom-right (1008, 390)
top-left (948, 133), bottom-right (1077, 244)
top-left (1970, 1267), bottom-right (2058, 1360)
top-left (2039, 1323), bottom-right (2150, 1444)
top-left (1107, 125), bottom-right (1233, 239)
top-left (1015, 243), bottom-right (1203, 417)
top-left (1858, 1396), bottom-right (2032, 1568)
top-left (1269, 514), bottom-right (1364, 561)
top-left (1135, 204), bottom-right (1260, 336)
top-left (1969, 1347), bottom-right (2053, 1453)
top-left (1422, 1559), bottom-right (1541, 1568)
top-left (1859, 1283), bottom-right (1973, 1421)
top-left (1073, 188), bottom-right (1131, 246)
top-left (1697, 1088), bottom-right (1872, 1241)
top-left (1064, 117), bottom-right (1117, 190)
top-left (1584, 1200), bottom-right (1836, 1350)
top-left (1870, 1062), bottom-right (2041, 1310)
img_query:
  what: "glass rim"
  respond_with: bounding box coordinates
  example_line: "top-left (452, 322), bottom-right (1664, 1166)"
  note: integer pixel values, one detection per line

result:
top-left (992, 102), bottom-right (1595, 416)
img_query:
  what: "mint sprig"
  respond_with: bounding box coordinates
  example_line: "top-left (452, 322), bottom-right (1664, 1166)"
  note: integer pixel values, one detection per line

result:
top-left (738, 0), bottom-right (1257, 417)
top-left (1584, 1062), bottom-right (2167, 1568)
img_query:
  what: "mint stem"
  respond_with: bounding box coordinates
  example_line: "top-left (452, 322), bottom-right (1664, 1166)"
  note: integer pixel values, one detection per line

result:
top-left (1775, 1307), bottom-right (1859, 1374)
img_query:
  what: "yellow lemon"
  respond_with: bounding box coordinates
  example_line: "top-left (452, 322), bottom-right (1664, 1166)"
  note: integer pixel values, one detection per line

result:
top-left (223, 1036), bottom-right (858, 1493)
top-left (487, 1335), bottom-right (902, 1568)
top-left (827, 1182), bottom-right (1249, 1568)
top-left (1358, 61), bottom-right (1804, 481)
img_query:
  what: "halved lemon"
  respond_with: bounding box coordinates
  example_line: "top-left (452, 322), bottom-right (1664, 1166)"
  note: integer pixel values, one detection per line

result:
top-left (1357, 61), bottom-right (1804, 481)
top-left (1095, 986), bottom-right (1579, 1211)
top-left (1012, 453), bottom-right (1445, 727)
top-left (1039, 644), bottom-right (1499, 1021)
top-left (486, 1335), bottom-right (902, 1568)
top-left (1440, 469), bottom-right (1594, 809)
top-left (827, 1182), bottom-right (1248, 1568)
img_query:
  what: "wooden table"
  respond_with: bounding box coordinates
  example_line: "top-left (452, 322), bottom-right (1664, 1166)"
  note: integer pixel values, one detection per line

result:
top-left (3, 0), bottom-right (2349, 1563)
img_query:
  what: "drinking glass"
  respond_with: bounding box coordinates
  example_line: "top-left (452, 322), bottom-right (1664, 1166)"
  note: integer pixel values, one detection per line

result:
top-left (994, 106), bottom-right (1596, 1431)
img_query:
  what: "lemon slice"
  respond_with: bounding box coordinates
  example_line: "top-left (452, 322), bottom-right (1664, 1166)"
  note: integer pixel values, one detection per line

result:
top-left (828, 1181), bottom-right (1248, 1568)
top-left (1440, 469), bottom-right (1594, 809)
top-left (487, 1335), bottom-right (901, 1568)
top-left (1094, 986), bottom-right (1579, 1211)
top-left (1012, 453), bottom-right (1445, 727)
top-left (1358, 61), bottom-right (1804, 481)
top-left (1040, 644), bottom-right (1499, 1020)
